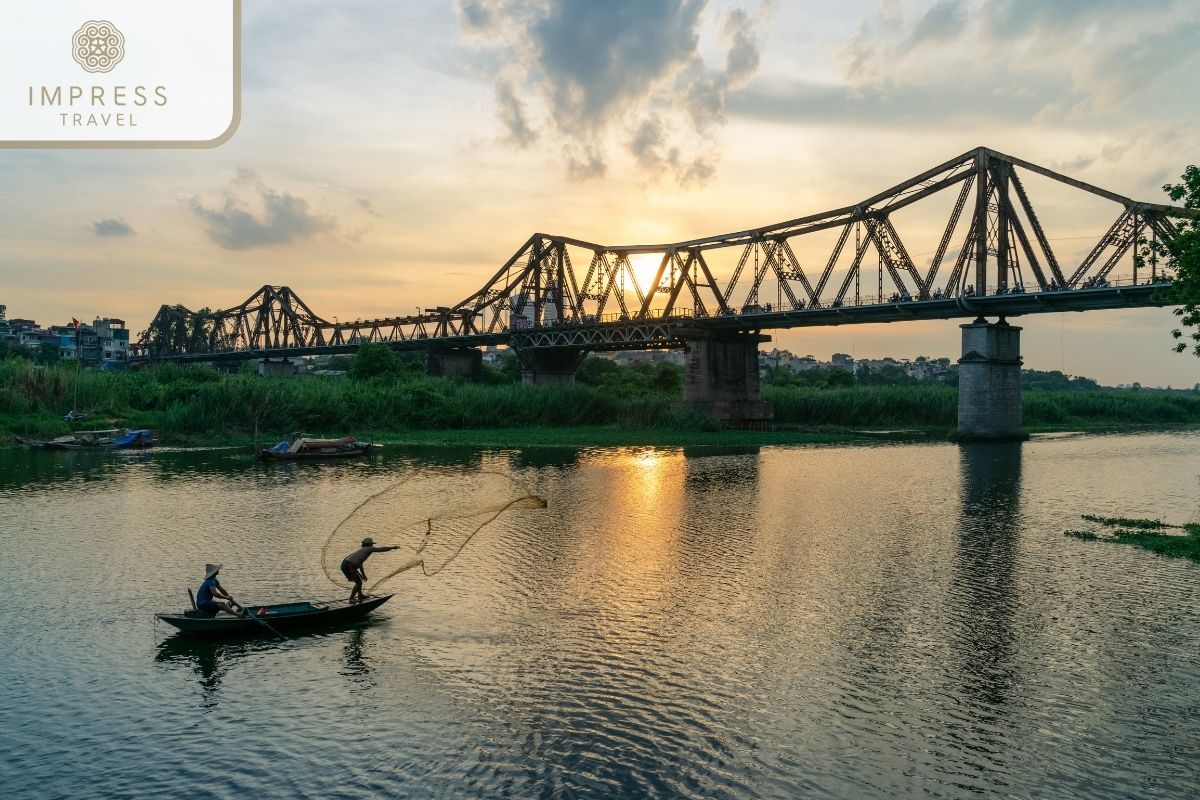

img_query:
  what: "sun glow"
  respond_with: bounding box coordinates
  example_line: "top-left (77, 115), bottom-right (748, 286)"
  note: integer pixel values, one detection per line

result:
top-left (628, 253), bottom-right (666, 296)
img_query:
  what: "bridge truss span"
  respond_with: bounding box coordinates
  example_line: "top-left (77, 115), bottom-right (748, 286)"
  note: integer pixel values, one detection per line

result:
top-left (137, 146), bottom-right (1192, 361)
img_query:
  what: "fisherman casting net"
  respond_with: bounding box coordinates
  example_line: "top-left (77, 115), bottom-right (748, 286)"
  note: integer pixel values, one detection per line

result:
top-left (321, 470), bottom-right (546, 592)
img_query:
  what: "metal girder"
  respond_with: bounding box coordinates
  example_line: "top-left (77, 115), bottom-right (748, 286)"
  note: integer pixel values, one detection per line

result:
top-left (136, 147), bottom-right (1195, 362)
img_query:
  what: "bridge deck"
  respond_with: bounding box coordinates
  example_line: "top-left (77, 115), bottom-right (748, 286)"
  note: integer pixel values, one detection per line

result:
top-left (142, 283), bottom-right (1168, 363)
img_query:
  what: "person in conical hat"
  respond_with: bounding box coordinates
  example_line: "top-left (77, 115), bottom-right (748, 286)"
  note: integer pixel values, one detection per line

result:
top-left (196, 563), bottom-right (238, 615)
top-left (340, 538), bottom-right (400, 603)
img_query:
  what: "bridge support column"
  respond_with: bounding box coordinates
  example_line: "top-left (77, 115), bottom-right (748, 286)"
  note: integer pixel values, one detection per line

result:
top-left (258, 358), bottom-right (301, 377)
top-left (520, 348), bottom-right (584, 386)
top-left (954, 318), bottom-right (1028, 442)
top-left (426, 347), bottom-right (482, 381)
top-left (677, 331), bottom-right (773, 427)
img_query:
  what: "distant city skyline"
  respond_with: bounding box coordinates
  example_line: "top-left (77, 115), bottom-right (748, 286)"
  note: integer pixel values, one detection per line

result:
top-left (2, 1), bottom-right (1198, 386)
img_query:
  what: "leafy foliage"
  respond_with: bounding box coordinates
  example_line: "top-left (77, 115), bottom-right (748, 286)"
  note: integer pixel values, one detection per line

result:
top-left (349, 342), bottom-right (405, 380)
top-left (1140, 165), bottom-right (1200, 355)
top-left (576, 356), bottom-right (682, 397)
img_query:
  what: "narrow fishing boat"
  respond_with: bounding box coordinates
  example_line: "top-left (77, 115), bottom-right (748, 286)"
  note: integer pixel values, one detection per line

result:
top-left (156, 594), bottom-right (393, 637)
top-left (258, 435), bottom-right (380, 460)
top-left (41, 429), bottom-right (121, 449)
top-left (25, 428), bottom-right (154, 450)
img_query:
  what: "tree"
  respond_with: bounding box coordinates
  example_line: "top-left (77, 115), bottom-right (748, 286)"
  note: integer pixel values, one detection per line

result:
top-left (651, 362), bottom-right (682, 394)
top-left (1144, 165), bottom-right (1200, 355)
top-left (0, 339), bottom-right (31, 361)
top-left (349, 342), bottom-right (402, 380)
top-left (823, 369), bottom-right (856, 388)
top-left (36, 340), bottom-right (61, 365)
top-left (577, 355), bottom-right (620, 385)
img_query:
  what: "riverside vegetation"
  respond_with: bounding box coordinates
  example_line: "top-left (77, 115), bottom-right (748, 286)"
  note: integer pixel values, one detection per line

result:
top-left (1066, 516), bottom-right (1200, 562)
top-left (3, 343), bottom-right (1200, 446)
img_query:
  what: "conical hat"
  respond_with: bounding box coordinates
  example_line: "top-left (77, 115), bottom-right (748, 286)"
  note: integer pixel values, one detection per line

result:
top-left (205, 563), bottom-right (222, 579)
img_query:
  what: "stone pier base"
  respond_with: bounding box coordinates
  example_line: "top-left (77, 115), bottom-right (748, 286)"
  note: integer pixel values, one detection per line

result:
top-left (426, 347), bottom-right (482, 382)
top-left (675, 331), bottom-right (773, 427)
top-left (953, 318), bottom-right (1028, 442)
top-left (258, 358), bottom-right (302, 377)
top-left (520, 348), bottom-right (584, 386)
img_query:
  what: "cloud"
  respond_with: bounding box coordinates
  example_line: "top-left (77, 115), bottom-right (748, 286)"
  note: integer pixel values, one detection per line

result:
top-left (830, 0), bottom-right (1199, 122)
top-left (495, 79), bottom-right (538, 147)
top-left (1072, 21), bottom-right (1200, 111)
top-left (92, 218), bottom-right (135, 237)
top-left (188, 169), bottom-right (337, 251)
top-left (457, 0), bottom-right (503, 31)
top-left (629, 115), bottom-right (679, 172)
top-left (355, 197), bottom-right (381, 218)
top-left (565, 145), bottom-right (607, 181)
top-left (907, 0), bottom-right (967, 47)
top-left (980, 0), bottom-right (1171, 41)
top-left (456, 0), bottom-right (766, 185)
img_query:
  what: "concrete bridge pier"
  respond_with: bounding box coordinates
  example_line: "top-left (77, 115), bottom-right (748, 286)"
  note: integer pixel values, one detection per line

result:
top-left (519, 348), bottom-right (584, 386)
top-left (258, 358), bottom-right (301, 377)
top-left (954, 317), bottom-right (1029, 442)
top-left (677, 331), bottom-right (773, 427)
top-left (426, 347), bottom-right (482, 381)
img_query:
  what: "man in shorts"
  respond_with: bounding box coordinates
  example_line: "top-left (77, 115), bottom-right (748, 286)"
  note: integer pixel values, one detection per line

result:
top-left (341, 538), bottom-right (400, 603)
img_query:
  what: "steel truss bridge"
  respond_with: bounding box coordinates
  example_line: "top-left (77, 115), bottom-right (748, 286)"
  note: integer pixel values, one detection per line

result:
top-left (136, 147), bottom-right (1190, 363)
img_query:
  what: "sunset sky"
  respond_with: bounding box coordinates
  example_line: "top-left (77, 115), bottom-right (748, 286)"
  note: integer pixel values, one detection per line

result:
top-left (2, 0), bottom-right (1198, 386)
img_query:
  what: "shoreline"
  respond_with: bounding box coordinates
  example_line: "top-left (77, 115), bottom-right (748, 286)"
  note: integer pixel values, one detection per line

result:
top-left (6, 422), bottom-right (1198, 451)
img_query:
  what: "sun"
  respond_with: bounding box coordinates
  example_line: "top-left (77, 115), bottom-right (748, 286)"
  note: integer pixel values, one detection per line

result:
top-left (628, 254), bottom-right (666, 295)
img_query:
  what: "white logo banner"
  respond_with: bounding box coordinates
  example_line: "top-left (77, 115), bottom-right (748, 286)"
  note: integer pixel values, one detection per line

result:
top-left (0, 1), bottom-right (240, 147)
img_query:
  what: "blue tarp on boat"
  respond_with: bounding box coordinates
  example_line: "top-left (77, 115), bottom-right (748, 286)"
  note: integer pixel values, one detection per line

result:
top-left (110, 429), bottom-right (153, 447)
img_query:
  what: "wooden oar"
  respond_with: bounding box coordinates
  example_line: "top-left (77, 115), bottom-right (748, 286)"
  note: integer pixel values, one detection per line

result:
top-left (231, 600), bottom-right (287, 640)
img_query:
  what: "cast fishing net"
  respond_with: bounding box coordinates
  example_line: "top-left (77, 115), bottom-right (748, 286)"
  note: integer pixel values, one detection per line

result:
top-left (321, 469), bottom-right (546, 592)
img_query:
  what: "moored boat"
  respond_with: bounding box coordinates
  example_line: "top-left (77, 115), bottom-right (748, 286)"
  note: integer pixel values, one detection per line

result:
top-left (258, 435), bottom-right (380, 460)
top-left (29, 428), bottom-right (154, 450)
top-left (156, 594), bottom-right (393, 636)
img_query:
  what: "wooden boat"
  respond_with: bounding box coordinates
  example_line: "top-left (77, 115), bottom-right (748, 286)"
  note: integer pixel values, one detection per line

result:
top-left (258, 435), bottom-right (380, 460)
top-left (38, 429), bottom-right (120, 450)
top-left (156, 594), bottom-right (393, 636)
top-left (27, 428), bottom-right (153, 450)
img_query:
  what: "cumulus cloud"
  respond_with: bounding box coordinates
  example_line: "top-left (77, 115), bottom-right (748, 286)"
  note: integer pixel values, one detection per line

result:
top-left (188, 169), bottom-right (337, 251)
top-left (92, 218), bottom-right (135, 237)
top-left (456, 0), bottom-right (766, 185)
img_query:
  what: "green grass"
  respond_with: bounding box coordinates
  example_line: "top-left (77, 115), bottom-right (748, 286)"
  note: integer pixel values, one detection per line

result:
top-left (3, 358), bottom-right (1200, 448)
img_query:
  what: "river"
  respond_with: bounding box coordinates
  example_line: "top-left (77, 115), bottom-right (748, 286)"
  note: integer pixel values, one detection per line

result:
top-left (1, 432), bottom-right (1197, 799)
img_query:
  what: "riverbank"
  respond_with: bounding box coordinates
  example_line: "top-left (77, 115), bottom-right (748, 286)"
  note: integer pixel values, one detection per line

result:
top-left (4, 359), bottom-right (1200, 448)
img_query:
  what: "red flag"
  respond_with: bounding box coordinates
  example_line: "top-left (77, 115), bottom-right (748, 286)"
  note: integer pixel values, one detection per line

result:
top-left (72, 317), bottom-right (79, 329)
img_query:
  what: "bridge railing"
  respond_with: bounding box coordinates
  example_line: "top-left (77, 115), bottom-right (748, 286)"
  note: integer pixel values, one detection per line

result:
top-left (703, 275), bottom-right (1172, 314)
top-left (509, 306), bottom-right (695, 330)
top-left (504, 275), bottom-right (1173, 327)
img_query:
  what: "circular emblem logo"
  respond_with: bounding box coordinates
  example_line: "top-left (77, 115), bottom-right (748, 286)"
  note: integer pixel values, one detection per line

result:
top-left (72, 20), bottom-right (125, 74)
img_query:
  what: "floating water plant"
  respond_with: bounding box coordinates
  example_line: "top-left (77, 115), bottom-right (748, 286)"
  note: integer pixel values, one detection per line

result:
top-left (1080, 514), bottom-right (1169, 530)
top-left (1068, 515), bottom-right (1200, 562)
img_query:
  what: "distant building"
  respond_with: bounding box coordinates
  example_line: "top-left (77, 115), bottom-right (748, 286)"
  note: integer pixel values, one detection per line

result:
top-left (0, 307), bottom-right (132, 366)
top-left (481, 344), bottom-right (506, 366)
top-left (611, 350), bottom-right (684, 367)
top-left (91, 318), bottom-right (130, 365)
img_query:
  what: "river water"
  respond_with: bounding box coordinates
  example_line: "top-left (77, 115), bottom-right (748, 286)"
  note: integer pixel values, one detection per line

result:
top-left (1, 432), bottom-right (1198, 799)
